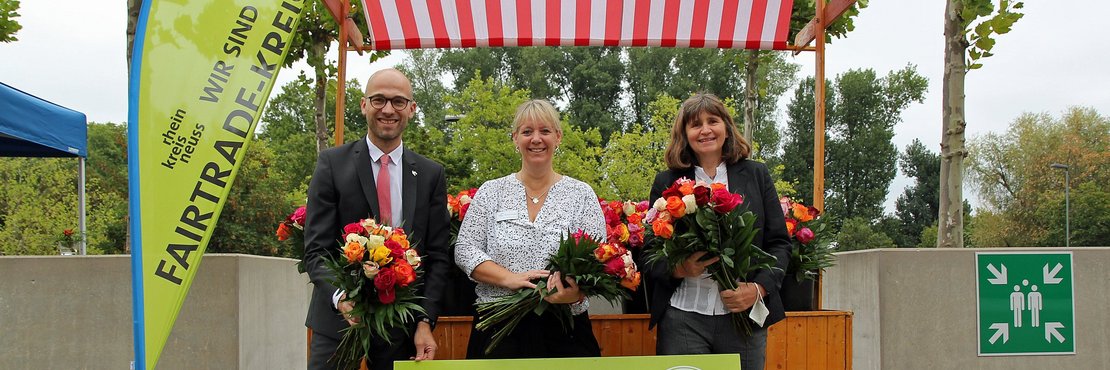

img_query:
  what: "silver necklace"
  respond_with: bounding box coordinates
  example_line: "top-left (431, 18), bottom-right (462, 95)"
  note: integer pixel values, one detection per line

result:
top-left (519, 173), bottom-right (556, 204)
top-left (526, 186), bottom-right (551, 204)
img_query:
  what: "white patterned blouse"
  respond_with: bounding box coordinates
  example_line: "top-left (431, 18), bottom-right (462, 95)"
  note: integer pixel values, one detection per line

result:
top-left (454, 173), bottom-right (607, 315)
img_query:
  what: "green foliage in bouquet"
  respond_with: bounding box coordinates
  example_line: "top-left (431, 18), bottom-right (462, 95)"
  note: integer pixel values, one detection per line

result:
top-left (780, 197), bottom-right (836, 282)
top-left (476, 230), bottom-right (640, 355)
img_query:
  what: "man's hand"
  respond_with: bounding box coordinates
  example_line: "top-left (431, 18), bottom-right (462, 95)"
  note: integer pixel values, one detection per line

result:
top-left (673, 251), bottom-right (720, 278)
top-left (411, 322), bottom-right (437, 361)
top-left (542, 272), bottom-right (584, 305)
top-left (338, 293), bottom-right (359, 326)
top-left (719, 283), bottom-right (765, 313)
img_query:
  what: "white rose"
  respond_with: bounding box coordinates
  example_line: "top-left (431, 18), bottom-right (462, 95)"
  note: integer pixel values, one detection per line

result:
top-left (623, 201), bottom-right (637, 216)
top-left (405, 249), bottom-right (422, 267)
top-left (366, 235), bottom-right (386, 248)
top-left (682, 194), bottom-right (697, 214)
top-left (459, 195), bottom-right (472, 205)
top-left (653, 197), bottom-right (668, 212)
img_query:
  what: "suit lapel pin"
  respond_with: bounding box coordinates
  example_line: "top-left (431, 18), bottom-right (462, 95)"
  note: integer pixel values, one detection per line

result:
top-left (411, 170), bottom-right (418, 177)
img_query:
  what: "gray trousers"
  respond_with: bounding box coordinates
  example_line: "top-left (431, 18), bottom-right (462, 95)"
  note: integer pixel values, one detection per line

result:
top-left (657, 306), bottom-right (769, 370)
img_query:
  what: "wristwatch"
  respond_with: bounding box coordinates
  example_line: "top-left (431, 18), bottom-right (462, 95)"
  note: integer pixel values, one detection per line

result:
top-left (421, 317), bottom-right (436, 330)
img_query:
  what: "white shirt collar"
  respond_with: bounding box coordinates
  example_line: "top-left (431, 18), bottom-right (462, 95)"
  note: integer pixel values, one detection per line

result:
top-left (694, 162), bottom-right (728, 184)
top-left (365, 137), bottom-right (404, 165)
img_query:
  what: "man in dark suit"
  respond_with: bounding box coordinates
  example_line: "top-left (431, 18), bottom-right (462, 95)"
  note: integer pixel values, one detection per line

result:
top-left (303, 68), bottom-right (449, 370)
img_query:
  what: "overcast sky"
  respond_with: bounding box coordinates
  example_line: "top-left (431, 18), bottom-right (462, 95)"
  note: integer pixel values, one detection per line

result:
top-left (2, 0), bottom-right (1107, 209)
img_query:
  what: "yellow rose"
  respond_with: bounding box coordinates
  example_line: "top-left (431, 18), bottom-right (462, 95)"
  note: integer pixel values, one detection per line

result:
top-left (371, 245), bottom-right (393, 265)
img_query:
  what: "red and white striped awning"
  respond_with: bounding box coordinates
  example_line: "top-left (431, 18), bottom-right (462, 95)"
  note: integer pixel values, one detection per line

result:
top-left (360, 0), bottom-right (794, 51)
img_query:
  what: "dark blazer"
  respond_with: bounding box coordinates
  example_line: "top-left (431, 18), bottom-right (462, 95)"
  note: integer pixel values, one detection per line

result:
top-left (303, 140), bottom-right (450, 340)
top-left (645, 159), bottom-right (792, 330)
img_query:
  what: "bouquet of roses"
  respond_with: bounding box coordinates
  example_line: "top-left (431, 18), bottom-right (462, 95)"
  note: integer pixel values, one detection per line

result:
top-left (599, 199), bottom-right (650, 249)
top-left (323, 218), bottom-right (424, 368)
top-left (276, 205), bottom-right (307, 272)
top-left (447, 188), bottom-right (477, 244)
top-left (780, 197), bottom-right (834, 282)
top-left (643, 178), bottom-right (779, 334)
top-left (475, 230), bottom-right (640, 355)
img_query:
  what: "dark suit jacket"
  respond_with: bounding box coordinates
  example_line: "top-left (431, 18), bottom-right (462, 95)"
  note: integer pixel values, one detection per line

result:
top-left (645, 159), bottom-right (792, 330)
top-left (303, 140), bottom-right (450, 339)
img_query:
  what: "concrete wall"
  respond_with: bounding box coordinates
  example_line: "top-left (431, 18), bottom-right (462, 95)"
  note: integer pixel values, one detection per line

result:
top-left (0, 254), bottom-right (311, 369)
top-left (822, 248), bottom-right (1110, 370)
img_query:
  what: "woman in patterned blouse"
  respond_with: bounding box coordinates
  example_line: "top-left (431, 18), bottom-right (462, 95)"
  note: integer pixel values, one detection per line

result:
top-left (453, 99), bottom-right (607, 359)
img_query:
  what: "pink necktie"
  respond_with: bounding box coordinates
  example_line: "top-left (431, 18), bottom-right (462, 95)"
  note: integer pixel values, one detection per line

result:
top-left (377, 155), bottom-right (392, 225)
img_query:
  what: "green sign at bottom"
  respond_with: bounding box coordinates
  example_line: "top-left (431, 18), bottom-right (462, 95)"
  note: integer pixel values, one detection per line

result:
top-left (396, 354), bottom-right (741, 370)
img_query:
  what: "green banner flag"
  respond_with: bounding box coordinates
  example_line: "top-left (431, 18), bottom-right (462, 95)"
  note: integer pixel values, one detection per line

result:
top-left (127, 0), bottom-right (304, 368)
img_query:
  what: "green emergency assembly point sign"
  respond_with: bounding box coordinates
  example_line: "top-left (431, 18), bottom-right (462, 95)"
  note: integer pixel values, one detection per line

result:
top-left (976, 252), bottom-right (1075, 356)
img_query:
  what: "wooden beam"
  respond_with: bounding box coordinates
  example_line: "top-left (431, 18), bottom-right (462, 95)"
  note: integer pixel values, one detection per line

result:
top-left (321, 0), bottom-right (366, 52)
top-left (793, 0), bottom-right (858, 50)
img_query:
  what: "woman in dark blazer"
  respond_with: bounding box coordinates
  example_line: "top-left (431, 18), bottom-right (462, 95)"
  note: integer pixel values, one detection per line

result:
top-left (645, 93), bottom-right (791, 370)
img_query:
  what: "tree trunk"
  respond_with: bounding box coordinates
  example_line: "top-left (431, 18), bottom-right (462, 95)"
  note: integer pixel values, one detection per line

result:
top-left (310, 41), bottom-right (330, 153)
top-left (126, 0), bottom-right (140, 72)
top-left (743, 50), bottom-right (760, 146)
top-left (937, 0), bottom-right (968, 248)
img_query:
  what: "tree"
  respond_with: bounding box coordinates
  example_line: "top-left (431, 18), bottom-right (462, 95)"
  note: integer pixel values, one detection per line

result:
top-left (0, 0), bottom-right (21, 42)
top-left (781, 77), bottom-right (835, 203)
top-left (259, 74), bottom-right (366, 193)
top-left (207, 141), bottom-right (295, 257)
top-left (824, 66), bottom-right (927, 223)
top-left (892, 139), bottom-right (941, 247)
top-left (835, 217), bottom-right (895, 251)
top-left (938, 0), bottom-right (1024, 248)
top-left (967, 107), bottom-right (1110, 246)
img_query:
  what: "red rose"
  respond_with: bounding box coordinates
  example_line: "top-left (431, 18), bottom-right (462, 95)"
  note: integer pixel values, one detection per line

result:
top-left (627, 213), bottom-right (643, 225)
top-left (661, 184), bottom-right (682, 199)
top-left (693, 185), bottom-right (711, 206)
top-left (711, 189), bottom-right (742, 213)
top-left (343, 222), bottom-right (365, 236)
top-left (377, 287), bottom-right (396, 304)
top-left (603, 206), bottom-right (621, 226)
top-left (796, 227), bottom-right (815, 244)
top-left (385, 239), bottom-right (405, 259)
top-left (604, 256), bottom-right (627, 278)
top-left (291, 206), bottom-right (307, 226)
top-left (459, 203), bottom-right (471, 220)
top-left (375, 268), bottom-right (397, 302)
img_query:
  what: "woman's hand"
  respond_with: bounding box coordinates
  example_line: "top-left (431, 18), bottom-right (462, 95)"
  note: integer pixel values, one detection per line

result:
top-left (673, 251), bottom-right (720, 278)
top-left (720, 282), bottom-right (765, 313)
top-left (500, 269), bottom-right (550, 290)
top-left (543, 272), bottom-right (584, 304)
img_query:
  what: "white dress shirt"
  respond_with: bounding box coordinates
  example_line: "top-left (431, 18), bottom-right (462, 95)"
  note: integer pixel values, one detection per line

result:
top-left (366, 137), bottom-right (403, 227)
top-left (670, 162), bottom-right (730, 315)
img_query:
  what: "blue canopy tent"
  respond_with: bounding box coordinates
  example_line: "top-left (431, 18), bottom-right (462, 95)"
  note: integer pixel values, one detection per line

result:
top-left (0, 82), bottom-right (89, 254)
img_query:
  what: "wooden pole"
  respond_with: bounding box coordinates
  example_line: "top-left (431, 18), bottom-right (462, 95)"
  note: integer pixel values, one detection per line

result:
top-left (334, 0), bottom-right (350, 147)
top-left (814, 0), bottom-right (827, 310)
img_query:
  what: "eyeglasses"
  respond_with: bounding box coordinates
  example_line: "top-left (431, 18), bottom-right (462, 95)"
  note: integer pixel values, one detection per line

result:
top-left (364, 95), bottom-right (412, 110)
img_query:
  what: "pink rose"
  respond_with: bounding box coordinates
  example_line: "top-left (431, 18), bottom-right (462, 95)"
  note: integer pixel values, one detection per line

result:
top-left (343, 222), bottom-right (365, 236)
top-left (711, 189), bottom-right (742, 213)
top-left (796, 227), bottom-right (815, 245)
top-left (604, 256), bottom-right (627, 278)
top-left (291, 206), bottom-right (307, 226)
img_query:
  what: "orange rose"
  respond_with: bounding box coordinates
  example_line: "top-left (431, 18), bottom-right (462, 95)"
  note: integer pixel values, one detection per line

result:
top-left (792, 203), bottom-right (814, 223)
top-left (785, 218), bottom-right (798, 237)
top-left (343, 241), bottom-right (366, 264)
top-left (620, 271), bottom-right (641, 291)
top-left (447, 194), bottom-right (460, 215)
top-left (390, 233), bottom-right (411, 250)
top-left (596, 242), bottom-right (628, 263)
top-left (276, 223), bottom-right (292, 241)
top-left (392, 260), bottom-right (417, 287)
top-left (710, 182), bottom-right (727, 191)
top-left (652, 219), bottom-right (674, 239)
top-left (627, 213), bottom-right (643, 225)
top-left (665, 196), bottom-right (686, 219)
top-left (678, 183), bottom-right (694, 196)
